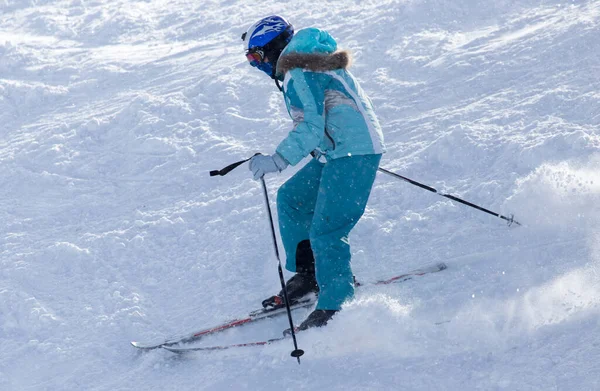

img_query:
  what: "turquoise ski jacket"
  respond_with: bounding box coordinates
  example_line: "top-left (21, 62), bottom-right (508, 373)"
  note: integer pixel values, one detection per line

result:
top-left (274, 28), bottom-right (385, 166)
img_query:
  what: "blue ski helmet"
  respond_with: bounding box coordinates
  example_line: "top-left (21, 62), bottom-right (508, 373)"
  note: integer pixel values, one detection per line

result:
top-left (242, 15), bottom-right (294, 79)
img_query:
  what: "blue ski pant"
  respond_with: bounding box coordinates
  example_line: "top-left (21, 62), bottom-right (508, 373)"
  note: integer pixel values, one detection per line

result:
top-left (277, 154), bottom-right (381, 310)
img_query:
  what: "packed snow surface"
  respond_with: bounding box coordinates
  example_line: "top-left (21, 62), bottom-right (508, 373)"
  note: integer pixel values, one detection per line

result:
top-left (1, 0), bottom-right (599, 390)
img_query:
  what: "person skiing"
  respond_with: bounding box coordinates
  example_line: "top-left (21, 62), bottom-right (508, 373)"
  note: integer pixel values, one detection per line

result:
top-left (242, 16), bottom-right (385, 331)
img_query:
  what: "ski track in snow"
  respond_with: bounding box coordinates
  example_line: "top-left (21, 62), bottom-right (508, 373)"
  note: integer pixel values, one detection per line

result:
top-left (1, 0), bottom-right (599, 390)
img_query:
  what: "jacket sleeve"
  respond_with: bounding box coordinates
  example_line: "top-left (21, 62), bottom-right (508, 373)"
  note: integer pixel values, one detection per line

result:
top-left (276, 69), bottom-right (326, 166)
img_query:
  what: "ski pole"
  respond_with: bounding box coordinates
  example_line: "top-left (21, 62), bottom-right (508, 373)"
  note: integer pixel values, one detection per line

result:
top-left (378, 167), bottom-right (520, 226)
top-left (209, 157), bottom-right (520, 227)
top-left (210, 157), bottom-right (304, 361)
top-left (260, 177), bottom-right (305, 363)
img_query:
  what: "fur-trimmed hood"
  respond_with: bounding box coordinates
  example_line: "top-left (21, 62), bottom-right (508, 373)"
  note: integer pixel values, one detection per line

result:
top-left (274, 27), bottom-right (350, 78)
top-left (276, 50), bottom-right (351, 76)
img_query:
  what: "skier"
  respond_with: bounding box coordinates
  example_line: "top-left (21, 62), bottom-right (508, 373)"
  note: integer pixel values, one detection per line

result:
top-left (242, 16), bottom-right (385, 331)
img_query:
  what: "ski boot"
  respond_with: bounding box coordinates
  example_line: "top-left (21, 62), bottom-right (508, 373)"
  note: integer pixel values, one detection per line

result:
top-left (262, 240), bottom-right (319, 309)
top-left (262, 272), bottom-right (319, 308)
top-left (284, 309), bottom-right (338, 336)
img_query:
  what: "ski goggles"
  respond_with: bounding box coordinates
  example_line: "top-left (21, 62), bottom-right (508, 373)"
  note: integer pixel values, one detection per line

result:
top-left (246, 48), bottom-right (274, 76)
top-left (245, 49), bottom-right (265, 67)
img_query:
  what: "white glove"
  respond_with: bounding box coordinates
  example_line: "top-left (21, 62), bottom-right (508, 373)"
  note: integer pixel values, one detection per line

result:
top-left (249, 153), bottom-right (289, 180)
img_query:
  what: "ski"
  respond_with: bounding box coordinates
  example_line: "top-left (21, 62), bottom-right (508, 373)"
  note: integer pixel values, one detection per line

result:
top-left (360, 261), bottom-right (447, 287)
top-left (131, 262), bottom-right (447, 350)
top-left (130, 296), bottom-right (316, 350)
top-left (162, 335), bottom-right (289, 353)
top-left (162, 262), bottom-right (449, 353)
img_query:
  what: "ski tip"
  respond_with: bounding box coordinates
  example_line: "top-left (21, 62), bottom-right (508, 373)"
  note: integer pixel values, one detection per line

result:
top-left (131, 341), bottom-right (141, 347)
top-left (131, 341), bottom-right (162, 350)
top-left (437, 262), bottom-right (448, 270)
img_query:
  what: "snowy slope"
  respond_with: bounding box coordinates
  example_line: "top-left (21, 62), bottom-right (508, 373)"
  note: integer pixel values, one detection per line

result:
top-left (1, 0), bottom-right (599, 389)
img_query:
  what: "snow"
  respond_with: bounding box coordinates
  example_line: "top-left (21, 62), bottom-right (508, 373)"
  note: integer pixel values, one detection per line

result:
top-left (1, 0), bottom-right (599, 389)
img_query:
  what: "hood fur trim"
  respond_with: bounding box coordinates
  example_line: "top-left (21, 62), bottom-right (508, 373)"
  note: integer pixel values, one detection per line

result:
top-left (276, 50), bottom-right (351, 76)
